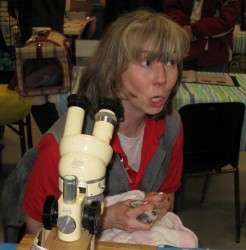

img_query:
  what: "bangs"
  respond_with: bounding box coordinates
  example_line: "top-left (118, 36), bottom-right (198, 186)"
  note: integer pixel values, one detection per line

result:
top-left (120, 14), bottom-right (189, 64)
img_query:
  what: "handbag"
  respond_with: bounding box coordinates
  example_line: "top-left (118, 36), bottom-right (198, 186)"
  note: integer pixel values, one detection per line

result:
top-left (9, 30), bottom-right (73, 96)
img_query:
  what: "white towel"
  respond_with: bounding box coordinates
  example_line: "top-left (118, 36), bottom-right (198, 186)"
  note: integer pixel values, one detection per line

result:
top-left (97, 190), bottom-right (198, 248)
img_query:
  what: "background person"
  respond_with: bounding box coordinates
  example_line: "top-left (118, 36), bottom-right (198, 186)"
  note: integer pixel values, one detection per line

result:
top-left (164, 0), bottom-right (241, 72)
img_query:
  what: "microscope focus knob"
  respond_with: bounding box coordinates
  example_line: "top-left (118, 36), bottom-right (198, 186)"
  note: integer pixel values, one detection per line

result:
top-left (57, 216), bottom-right (76, 234)
top-left (42, 195), bottom-right (58, 229)
top-left (82, 200), bottom-right (101, 235)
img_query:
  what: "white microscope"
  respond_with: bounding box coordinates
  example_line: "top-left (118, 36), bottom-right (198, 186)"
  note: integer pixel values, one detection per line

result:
top-left (42, 94), bottom-right (120, 242)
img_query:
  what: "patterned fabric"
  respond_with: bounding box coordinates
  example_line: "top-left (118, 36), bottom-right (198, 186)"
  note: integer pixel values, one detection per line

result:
top-left (174, 73), bottom-right (246, 151)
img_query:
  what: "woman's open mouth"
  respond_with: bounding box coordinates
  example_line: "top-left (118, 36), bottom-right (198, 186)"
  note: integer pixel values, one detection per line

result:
top-left (149, 96), bottom-right (165, 107)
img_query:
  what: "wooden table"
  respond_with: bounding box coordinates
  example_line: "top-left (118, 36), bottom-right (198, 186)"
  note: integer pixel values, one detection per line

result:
top-left (17, 229), bottom-right (156, 250)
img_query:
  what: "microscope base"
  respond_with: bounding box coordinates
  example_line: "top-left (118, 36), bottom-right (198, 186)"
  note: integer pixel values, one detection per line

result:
top-left (17, 230), bottom-right (157, 250)
top-left (43, 228), bottom-right (93, 250)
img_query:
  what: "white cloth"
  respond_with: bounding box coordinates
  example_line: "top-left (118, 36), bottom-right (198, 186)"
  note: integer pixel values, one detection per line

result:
top-left (97, 190), bottom-right (198, 248)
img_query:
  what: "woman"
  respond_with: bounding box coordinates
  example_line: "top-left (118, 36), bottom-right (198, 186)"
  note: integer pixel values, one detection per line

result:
top-left (23, 9), bottom-right (189, 235)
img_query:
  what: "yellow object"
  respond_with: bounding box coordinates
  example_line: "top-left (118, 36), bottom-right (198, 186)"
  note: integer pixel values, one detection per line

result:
top-left (0, 84), bottom-right (32, 125)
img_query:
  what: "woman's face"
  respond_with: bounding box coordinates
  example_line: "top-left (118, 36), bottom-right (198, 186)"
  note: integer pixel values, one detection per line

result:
top-left (121, 57), bottom-right (178, 116)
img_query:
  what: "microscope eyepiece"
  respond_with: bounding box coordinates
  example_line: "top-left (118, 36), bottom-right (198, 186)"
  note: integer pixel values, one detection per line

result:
top-left (98, 98), bottom-right (123, 121)
top-left (67, 94), bottom-right (90, 111)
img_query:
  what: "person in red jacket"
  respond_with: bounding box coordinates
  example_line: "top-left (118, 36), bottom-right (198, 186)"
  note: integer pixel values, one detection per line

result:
top-left (164, 0), bottom-right (241, 72)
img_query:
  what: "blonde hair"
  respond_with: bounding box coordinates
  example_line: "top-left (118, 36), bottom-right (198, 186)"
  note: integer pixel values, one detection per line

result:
top-left (78, 9), bottom-right (189, 117)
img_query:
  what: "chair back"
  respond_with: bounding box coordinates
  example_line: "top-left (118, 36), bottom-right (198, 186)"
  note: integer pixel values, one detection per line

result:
top-left (179, 102), bottom-right (245, 174)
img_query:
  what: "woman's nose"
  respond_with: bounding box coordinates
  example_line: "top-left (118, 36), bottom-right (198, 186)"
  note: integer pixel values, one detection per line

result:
top-left (154, 63), bottom-right (166, 86)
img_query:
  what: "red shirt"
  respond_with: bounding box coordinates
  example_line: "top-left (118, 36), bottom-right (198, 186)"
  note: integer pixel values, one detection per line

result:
top-left (23, 118), bottom-right (183, 223)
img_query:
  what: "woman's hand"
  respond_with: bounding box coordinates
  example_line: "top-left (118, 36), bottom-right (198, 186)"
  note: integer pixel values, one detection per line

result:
top-left (143, 192), bottom-right (174, 220)
top-left (99, 199), bottom-right (157, 233)
top-left (99, 192), bottom-right (174, 233)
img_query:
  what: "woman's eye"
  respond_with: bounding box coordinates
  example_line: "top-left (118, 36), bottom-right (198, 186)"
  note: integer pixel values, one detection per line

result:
top-left (141, 60), bottom-right (151, 66)
top-left (166, 60), bottom-right (176, 66)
